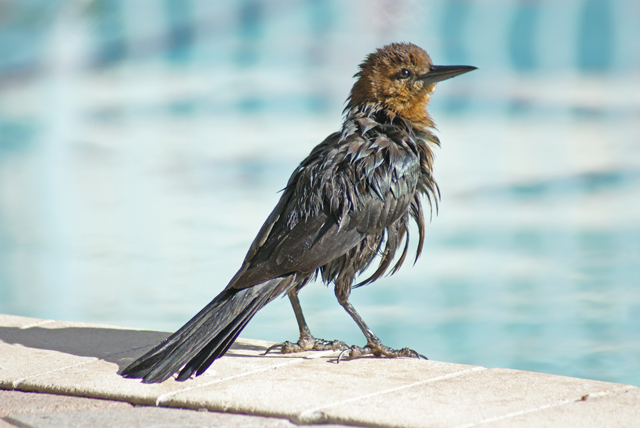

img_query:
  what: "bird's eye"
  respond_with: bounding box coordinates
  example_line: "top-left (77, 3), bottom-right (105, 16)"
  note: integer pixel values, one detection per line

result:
top-left (398, 68), bottom-right (411, 79)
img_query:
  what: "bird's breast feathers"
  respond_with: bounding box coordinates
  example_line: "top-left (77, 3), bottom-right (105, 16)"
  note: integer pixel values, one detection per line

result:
top-left (285, 116), bottom-right (423, 230)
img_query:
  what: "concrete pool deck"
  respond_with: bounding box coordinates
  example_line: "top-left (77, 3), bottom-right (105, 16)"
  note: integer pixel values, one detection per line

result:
top-left (1, 314), bottom-right (638, 428)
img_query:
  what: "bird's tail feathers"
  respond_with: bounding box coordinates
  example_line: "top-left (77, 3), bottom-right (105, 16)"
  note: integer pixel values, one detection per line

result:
top-left (121, 276), bottom-right (293, 383)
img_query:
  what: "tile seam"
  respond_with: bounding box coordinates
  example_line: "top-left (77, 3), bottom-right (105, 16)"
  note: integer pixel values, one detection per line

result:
top-left (10, 344), bottom-right (155, 390)
top-left (454, 385), bottom-right (638, 428)
top-left (155, 357), bottom-right (308, 406)
top-left (12, 358), bottom-right (100, 390)
top-left (296, 366), bottom-right (486, 424)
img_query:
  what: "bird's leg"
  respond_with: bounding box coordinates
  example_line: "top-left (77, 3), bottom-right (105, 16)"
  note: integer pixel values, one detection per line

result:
top-left (264, 290), bottom-right (348, 355)
top-left (334, 280), bottom-right (427, 362)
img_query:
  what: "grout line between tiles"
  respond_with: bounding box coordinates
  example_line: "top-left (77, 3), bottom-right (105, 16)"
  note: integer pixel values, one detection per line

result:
top-left (296, 366), bottom-right (487, 424)
top-left (11, 344), bottom-right (156, 390)
top-left (12, 358), bottom-right (99, 390)
top-left (454, 385), bottom-right (638, 428)
top-left (155, 358), bottom-right (308, 406)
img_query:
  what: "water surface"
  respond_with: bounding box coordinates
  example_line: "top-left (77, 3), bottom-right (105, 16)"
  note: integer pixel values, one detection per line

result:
top-left (0, 0), bottom-right (638, 386)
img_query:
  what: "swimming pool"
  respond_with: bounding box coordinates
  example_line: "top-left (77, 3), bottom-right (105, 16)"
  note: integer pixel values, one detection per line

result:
top-left (1, 0), bottom-right (638, 386)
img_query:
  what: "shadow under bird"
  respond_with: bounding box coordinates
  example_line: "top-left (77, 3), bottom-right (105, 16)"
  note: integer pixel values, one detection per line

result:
top-left (121, 42), bottom-right (476, 383)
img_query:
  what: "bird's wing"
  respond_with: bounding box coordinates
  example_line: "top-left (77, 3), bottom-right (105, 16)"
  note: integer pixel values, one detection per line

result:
top-left (227, 120), bottom-right (422, 290)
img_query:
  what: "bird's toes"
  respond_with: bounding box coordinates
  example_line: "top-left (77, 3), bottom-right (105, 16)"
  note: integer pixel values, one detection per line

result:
top-left (263, 340), bottom-right (308, 355)
top-left (337, 343), bottom-right (428, 362)
top-left (311, 338), bottom-right (349, 351)
top-left (281, 340), bottom-right (308, 353)
top-left (263, 342), bottom-right (287, 355)
top-left (337, 345), bottom-right (371, 362)
top-left (377, 345), bottom-right (428, 360)
top-left (270, 338), bottom-right (350, 355)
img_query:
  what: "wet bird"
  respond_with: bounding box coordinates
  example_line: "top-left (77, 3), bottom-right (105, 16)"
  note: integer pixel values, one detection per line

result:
top-left (121, 43), bottom-right (475, 383)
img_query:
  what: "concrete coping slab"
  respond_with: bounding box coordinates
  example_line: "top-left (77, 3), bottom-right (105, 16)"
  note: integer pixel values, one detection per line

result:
top-left (1, 313), bottom-right (638, 428)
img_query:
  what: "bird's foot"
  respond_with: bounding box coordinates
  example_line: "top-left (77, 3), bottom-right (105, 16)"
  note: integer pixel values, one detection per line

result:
top-left (337, 342), bottom-right (428, 363)
top-left (264, 336), bottom-right (349, 355)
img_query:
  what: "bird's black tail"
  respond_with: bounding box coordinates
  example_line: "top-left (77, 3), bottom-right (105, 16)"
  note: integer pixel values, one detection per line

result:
top-left (121, 276), bottom-right (294, 383)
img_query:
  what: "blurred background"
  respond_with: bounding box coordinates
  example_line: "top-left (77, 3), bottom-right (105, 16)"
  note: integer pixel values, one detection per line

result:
top-left (0, 0), bottom-right (639, 386)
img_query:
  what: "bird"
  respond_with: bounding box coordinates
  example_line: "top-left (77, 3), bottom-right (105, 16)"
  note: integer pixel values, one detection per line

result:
top-left (121, 42), bottom-right (476, 383)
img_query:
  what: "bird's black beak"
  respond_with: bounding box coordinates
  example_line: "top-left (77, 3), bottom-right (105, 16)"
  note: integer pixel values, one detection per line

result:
top-left (420, 65), bottom-right (477, 85)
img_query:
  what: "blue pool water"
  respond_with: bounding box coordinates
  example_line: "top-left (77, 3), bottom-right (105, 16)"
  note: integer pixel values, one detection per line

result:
top-left (0, 0), bottom-right (639, 386)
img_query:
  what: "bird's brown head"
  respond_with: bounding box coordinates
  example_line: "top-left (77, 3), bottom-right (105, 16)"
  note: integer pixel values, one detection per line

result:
top-left (346, 43), bottom-right (476, 128)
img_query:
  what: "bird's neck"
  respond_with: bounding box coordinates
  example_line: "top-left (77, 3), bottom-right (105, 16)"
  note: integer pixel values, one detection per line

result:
top-left (382, 92), bottom-right (436, 130)
top-left (344, 103), bottom-right (439, 146)
top-left (345, 77), bottom-right (436, 130)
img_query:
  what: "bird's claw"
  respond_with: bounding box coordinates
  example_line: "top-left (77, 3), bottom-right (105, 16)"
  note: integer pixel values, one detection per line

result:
top-left (263, 342), bottom-right (285, 355)
top-left (337, 343), bottom-right (428, 363)
top-left (264, 337), bottom-right (349, 355)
